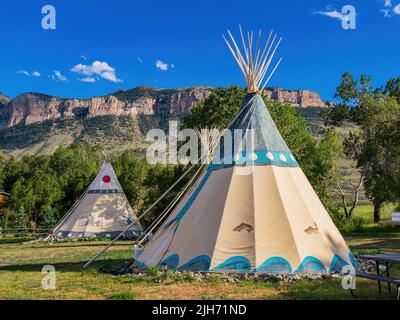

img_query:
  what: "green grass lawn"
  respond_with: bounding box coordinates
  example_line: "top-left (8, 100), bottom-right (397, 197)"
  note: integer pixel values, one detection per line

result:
top-left (0, 204), bottom-right (398, 300)
top-left (339, 204), bottom-right (400, 236)
top-left (0, 233), bottom-right (399, 300)
top-left (351, 204), bottom-right (395, 222)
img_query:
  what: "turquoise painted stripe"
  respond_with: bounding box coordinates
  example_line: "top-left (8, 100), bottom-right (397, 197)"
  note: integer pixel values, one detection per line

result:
top-left (160, 254), bottom-right (180, 269)
top-left (294, 256), bottom-right (327, 273)
top-left (210, 150), bottom-right (299, 170)
top-left (212, 256), bottom-right (252, 272)
top-left (137, 253), bottom-right (353, 275)
top-left (178, 255), bottom-right (211, 271)
top-left (255, 256), bottom-right (293, 274)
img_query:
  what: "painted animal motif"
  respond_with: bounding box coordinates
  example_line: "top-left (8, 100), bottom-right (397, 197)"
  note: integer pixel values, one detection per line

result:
top-left (304, 223), bottom-right (319, 235)
top-left (233, 223), bottom-right (254, 233)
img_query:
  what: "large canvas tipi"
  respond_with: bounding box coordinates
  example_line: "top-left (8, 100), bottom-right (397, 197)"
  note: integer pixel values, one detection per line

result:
top-left (51, 162), bottom-right (143, 239)
top-left (134, 28), bottom-right (356, 273)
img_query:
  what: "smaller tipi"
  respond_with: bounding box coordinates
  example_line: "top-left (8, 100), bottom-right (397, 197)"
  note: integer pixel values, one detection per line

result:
top-left (51, 162), bottom-right (144, 239)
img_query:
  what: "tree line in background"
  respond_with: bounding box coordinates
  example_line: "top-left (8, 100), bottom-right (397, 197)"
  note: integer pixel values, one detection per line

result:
top-left (1, 74), bottom-right (399, 231)
top-left (0, 144), bottom-right (187, 231)
top-left (323, 73), bottom-right (400, 222)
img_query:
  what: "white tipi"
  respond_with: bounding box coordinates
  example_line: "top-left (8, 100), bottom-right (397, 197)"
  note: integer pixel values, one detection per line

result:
top-left (51, 162), bottom-right (144, 239)
top-left (133, 28), bottom-right (356, 273)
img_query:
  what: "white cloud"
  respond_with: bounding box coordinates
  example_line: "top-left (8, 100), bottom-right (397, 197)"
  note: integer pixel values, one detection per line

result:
top-left (18, 70), bottom-right (42, 77)
top-left (53, 70), bottom-right (67, 81)
top-left (314, 10), bottom-right (350, 22)
top-left (156, 60), bottom-right (169, 71)
top-left (380, 0), bottom-right (400, 17)
top-left (137, 57), bottom-right (143, 64)
top-left (382, 8), bottom-right (392, 16)
top-left (71, 60), bottom-right (123, 83)
top-left (101, 71), bottom-right (120, 82)
top-left (79, 77), bottom-right (96, 83)
top-left (18, 70), bottom-right (30, 76)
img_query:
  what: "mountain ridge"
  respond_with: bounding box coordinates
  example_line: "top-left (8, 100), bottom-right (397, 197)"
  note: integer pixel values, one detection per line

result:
top-left (0, 86), bottom-right (333, 129)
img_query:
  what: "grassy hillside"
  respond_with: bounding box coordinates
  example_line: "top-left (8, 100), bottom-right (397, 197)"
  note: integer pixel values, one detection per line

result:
top-left (299, 107), bottom-right (367, 204)
top-left (0, 107), bottom-right (338, 156)
top-left (0, 115), bottom-right (174, 158)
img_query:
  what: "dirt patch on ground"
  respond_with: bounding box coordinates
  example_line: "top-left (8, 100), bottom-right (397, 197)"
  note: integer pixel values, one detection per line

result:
top-left (347, 237), bottom-right (400, 250)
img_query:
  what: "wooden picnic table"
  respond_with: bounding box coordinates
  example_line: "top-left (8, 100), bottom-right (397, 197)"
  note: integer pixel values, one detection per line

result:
top-left (359, 254), bottom-right (400, 295)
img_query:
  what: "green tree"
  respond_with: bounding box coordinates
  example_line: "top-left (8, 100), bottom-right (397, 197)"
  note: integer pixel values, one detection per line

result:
top-left (10, 177), bottom-right (36, 221)
top-left (41, 206), bottom-right (58, 229)
top-left (1, 143), bottom-right (102, 227)
top-left (321, 104), bottom-right (352, 126)
top-left (143, 164), bottom-right (187, 227)
top-left (14, 205), bottom-right (28, 230)
top-left (384, 77), bottom-right (400, 103)
top-left (183, 87), bottom-right (342, 203)
top-left (183, 86), bottom-right (245, 130)
top-left (49, 143), bottom-right (103, 218)
top-left (334, 72), bottom-right (373, 105)
top-left (335, 73), bottom-right (400, 222)
top-left (112, 150), bottom-right (150, 215)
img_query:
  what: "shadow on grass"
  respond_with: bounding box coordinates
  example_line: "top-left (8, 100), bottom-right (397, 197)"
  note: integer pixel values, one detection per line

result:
top-left (0, 258), bottom-right (131, 274)
top-left (347, 236), bottom-right (400, 252)
top-left (0, 238), bottom-right (36, 244)
top-left (344, 224), bottom-right (400, 237)
top-left (25, 243), bottom-right (132, 249)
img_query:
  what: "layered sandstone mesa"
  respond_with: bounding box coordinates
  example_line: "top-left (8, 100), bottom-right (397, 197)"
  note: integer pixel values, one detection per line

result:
top-left (264, 88), bottom-right (332, 108)
top-left (0, 87), bottom-right (213, 129)
top-left (0, 92), bottom-right (10, 106)
top-left (1, 93), bottom-right (63, 127)
top-left (0, 86), bottom-right (332, 129)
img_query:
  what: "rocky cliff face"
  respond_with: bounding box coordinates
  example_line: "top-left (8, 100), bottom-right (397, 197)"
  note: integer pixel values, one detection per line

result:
top-left (0, 92), bottom-right (10, 106)
top-left (0, 87), bottom-right (213, 129)
top-left (264, 88), bottom-right (333, 108)
top-left (0, 86), bottom-right (331, 129)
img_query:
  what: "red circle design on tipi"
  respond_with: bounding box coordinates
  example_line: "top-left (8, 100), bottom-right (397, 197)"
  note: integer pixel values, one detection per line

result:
top-left (102, 175), bottom-right (111, 183)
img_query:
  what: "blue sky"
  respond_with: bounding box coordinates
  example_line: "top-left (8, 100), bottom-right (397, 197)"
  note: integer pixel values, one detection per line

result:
top-left (0, 0), bottom-right (399, 100)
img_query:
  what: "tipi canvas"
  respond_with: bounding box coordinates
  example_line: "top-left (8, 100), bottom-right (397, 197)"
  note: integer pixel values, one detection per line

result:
top-left (52, 162), bottom-right (144, 239)
top-left (134, 28), bottom-right (356, 274)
